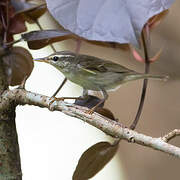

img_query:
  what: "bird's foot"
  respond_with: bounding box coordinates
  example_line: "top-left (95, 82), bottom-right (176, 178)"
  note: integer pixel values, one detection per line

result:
top-left (85, 107), bottom-right (96, 115)
top-left (85, 99), bottom-right (106, 115)
top-left (48, 96), bottom-right (65, 111)
top-left (49, 96), bottom-right (82, 111)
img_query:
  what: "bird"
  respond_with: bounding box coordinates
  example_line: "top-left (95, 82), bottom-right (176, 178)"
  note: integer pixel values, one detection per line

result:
top-left (34, 51), bottom-right (168, 113)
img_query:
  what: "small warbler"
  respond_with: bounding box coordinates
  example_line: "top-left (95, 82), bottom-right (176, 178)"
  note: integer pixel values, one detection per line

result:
top-left (34, 51), bottom-right (168, 112)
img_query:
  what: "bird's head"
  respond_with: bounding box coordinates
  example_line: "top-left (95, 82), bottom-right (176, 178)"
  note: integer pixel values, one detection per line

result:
top-left (34, 51), bottom-right (76, 71)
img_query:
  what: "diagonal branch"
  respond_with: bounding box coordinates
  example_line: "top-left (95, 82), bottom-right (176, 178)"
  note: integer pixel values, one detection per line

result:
top-left (1, 89), bottom-right (180, 158)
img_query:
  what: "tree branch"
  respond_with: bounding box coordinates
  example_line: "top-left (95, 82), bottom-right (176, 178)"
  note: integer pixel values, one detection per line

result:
top-left (0, 57), bottom-right (22, 180)
top-left (1, 88), bottom-right (180, 158)
top-left (162, 129), bottom-right (180, 143)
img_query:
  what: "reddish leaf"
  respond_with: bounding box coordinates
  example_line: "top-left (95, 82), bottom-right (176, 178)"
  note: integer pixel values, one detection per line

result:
top-left (11, 0), bottom-right (47, 23)
top-left (75, 96), bottom-right (117, 121)
top-left (8, 15), bottom-right (27, 35)
top-left (130, 46), bottom-right (145, 63)
top-left (5, 34), bottom-right (14, 43)
top-left (7, 2), bottom-right (15, 19)
top-left (73, 142), bottom-right (118, 180)
top-left (22, 29), bottom-right (72, 49)
top-left (0, 0), bottom-right (27, 42)
top-left (131, 46), bottom-right (163, 63)
top-left (95, 107), bottom-right (117, 121)
top-left (2, 46), bottom-right (34, 86)
top-left (23, 4), bottom-right (47, 23)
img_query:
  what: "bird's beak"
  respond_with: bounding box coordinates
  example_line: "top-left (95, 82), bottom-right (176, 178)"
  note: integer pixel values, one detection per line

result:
top-left (33, 57), bottom-right (49, 63)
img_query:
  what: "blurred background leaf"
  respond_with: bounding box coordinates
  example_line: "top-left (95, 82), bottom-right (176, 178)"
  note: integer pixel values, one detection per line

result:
top-left (73, 142), bottom-right (119, 180)
top-left (22, 29), bottom-right (71, 49)
top-left (11, 0), bottom-right (47, 23)
top-left (2, 46), bottom-right (34, 86)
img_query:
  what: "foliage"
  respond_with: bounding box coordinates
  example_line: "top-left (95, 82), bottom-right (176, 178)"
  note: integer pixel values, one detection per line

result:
top-left (0, 0), bottom-right (177, 179)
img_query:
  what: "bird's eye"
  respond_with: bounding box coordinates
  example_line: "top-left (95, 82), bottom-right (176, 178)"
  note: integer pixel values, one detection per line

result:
top-left (52, 56), bottom-right (59, 61)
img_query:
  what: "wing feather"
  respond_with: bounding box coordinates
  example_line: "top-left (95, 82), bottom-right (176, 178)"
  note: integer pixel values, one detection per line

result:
top-left (77, 55), bottom-right (133, 73)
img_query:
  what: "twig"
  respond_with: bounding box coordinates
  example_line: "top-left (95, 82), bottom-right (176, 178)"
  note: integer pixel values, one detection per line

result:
top-left (162, 129), bottom-right (180, 142)
top-left (130, 27), bottom-right (150, 130)
top-left (5, 38), bottom-right (23, 46)
top-left (1, 88), bottom-right (180, 158)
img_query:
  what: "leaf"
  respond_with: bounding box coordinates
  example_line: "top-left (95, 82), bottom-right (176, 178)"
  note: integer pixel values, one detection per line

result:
top-left (21, 29), bottom-right (72, 49)
top-left (148, 10), bottom-right (169, 30)
top-left (46, 0), bottom-right (175, 47)
top-left (95, 107), bottom-right (117, 121)
top-left (11, 0), bottom-right (47, 23)
top-left (130, 46), bottom-right (163, 63)
top-left (74, 96), bottom-right (117, 120)
top-left (0, 1), bottom-right (27, 42)
top-left (8, 15), bottom-right (27, 35)
top-left (130, 47), bottom-right (145, 63)
top-left (2, 46), bottom-right (34, 86)
top-left (22, 28), bottom-right (129, 50)
top-left (11, 0), bottom-right (36, 13)
top-left (73, 142), bottom-right (118, 180)
top-left (23, 4), bottom-right (47, 23)
top-left (11, 0), bottom-right (45, 15)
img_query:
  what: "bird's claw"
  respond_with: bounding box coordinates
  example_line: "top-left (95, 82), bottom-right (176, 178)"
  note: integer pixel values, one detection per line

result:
top-left (85, 108), bottom-right (95, 115)
top-left (48, 96), bottom-right (65, 111)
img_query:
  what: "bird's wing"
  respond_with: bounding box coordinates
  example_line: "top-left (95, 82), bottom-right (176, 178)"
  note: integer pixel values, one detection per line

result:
top-left (78, 55), bottom-right (133, 74)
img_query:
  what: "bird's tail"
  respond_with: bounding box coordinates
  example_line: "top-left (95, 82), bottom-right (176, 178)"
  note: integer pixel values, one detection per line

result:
top-left (125, 73), bottom-right (169, 82)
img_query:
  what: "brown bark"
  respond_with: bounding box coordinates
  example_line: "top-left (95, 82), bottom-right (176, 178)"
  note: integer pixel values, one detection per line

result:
top-left (0, 57), bottom-right (22, 180)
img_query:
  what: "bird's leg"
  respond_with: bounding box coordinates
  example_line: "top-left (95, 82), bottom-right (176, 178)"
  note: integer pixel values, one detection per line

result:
top-left (86, 89), bottom-right (108, 115)
top-left (54, 89), bottom-right (88, 101)
top-left (49, 78), bottom-right (82, 107)
top-left (82, 89), bottom-right (88, 99)
top-left (52, 78), bottom-right (67, 97)
top-left (49, 78), bottom-right (68, 107)
top-left (49, 88), bottom-right (87, 110)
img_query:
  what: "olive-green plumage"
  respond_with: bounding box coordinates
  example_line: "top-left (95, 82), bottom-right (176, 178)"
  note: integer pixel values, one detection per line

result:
top-left (34, 51), bottom-right (168, 105)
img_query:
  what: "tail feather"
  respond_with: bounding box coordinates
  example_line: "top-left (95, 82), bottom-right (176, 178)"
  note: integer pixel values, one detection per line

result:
top-left (141, 74), bottom-right (169, 81)
top-left (125, 73), bottom-right (169, 82)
